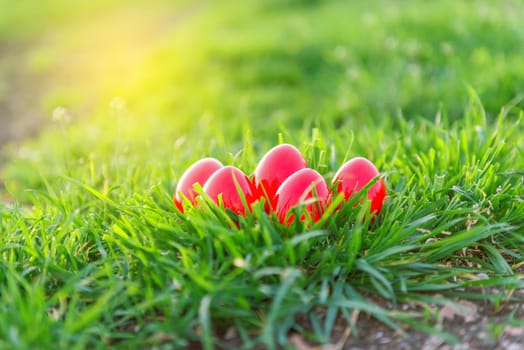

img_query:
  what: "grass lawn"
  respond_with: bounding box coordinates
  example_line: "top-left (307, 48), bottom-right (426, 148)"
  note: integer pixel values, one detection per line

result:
top-left (1, 0), bottom-right (524, 348)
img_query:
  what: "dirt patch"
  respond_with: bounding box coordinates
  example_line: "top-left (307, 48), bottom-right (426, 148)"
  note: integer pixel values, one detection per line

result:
top-left (284, 287), bottom-right (524, 350)
top-left (335, 301), bottom-right (524, 349)
top-left (187, 285), bottom-right (524, 349)
top-left (0, 40), bottom-right (46, 148)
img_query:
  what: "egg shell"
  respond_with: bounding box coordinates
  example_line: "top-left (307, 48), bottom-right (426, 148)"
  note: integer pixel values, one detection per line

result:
top-left (174, 157), bottom-right (223, 212)
top-left (203, 166), bottom-right (254, 215)
top-left (275, 168), bottom-right (329, 225)
top-left (332, 157), bottom-right (386, 215)
top-left (253, 143), bottom-right (307, 212)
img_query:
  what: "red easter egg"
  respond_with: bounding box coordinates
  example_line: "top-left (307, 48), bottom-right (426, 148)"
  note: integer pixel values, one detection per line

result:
top-left (253, 143), bottom-right (307, 211)
top-left (203, 166), bottom-right (254, 215)
top-left (275, 168), bottom-right (329, 225)
top-left (332, 157), bottom-right (386, 215)
top-left (174, 158), bottom-right (223, 212)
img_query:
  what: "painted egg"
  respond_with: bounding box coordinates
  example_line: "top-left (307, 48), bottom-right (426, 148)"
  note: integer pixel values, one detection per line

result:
top-left (203, 166), bottom-right (254, 215)
top-left (275, 168), bottom-right (329, 225)
top-left (173, 158), bottom-right (223, 212)
top-left (332, 157), bottom-right (386, 215)
top-left (253, 143), bottom-right (307, 211)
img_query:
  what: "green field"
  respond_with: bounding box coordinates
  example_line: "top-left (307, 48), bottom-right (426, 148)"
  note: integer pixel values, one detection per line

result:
top-left (1, 0), bottom-right (524, 348)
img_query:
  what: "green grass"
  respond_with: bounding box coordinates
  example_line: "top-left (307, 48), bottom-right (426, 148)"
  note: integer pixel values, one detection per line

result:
top-left (1, 0), bottom-right (524, 348)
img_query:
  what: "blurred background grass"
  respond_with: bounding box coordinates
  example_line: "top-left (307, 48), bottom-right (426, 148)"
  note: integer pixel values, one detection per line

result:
top-left (1, 0), bottom-right (524, 196)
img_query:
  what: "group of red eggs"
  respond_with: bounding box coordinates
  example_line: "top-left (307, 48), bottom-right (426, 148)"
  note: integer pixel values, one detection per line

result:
top-left (173, 144), bottom-right (386, 225)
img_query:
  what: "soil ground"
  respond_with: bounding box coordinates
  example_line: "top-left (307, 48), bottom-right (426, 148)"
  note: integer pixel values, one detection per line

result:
top-left (335, 292), bottom-right (524, 349)
top-left (0, 42), bottom-right (45, 149)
